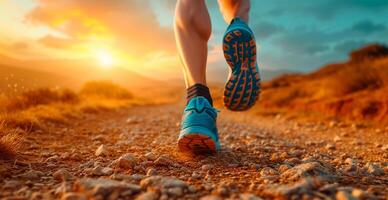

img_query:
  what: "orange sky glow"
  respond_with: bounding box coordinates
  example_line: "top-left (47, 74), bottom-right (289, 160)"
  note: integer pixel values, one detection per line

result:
top-left (0, 0), bottom-right (195, 79)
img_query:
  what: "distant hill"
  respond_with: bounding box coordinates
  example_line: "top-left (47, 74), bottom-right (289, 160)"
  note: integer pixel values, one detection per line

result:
top-left (260, 44), bottom-right (388, 123)
top-left (0, 55), bottom-right (165, 94)
top-left (0, 64), bottom-right (80, 94)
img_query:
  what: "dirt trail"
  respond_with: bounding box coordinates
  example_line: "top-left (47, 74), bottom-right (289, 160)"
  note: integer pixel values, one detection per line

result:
top-left (1, 103), bottom-right (387, 199)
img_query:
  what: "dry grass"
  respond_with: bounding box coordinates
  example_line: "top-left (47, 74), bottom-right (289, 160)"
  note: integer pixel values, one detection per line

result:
top-left (3, 88), bottom-right (79, 112)
top-left (0, 81), bottom-right (139, 159)
top-left (0, 123), bottom-right (23, 159)
top-left (259, 44), bottom-right (388, 123)
top-left (80, 81), bottom-right (133, 99)
top-left (331, 61), bottom-right (385, 95)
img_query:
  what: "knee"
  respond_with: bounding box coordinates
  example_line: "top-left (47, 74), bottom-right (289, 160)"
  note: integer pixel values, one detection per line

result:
top-left (175, 0), bottom-right (211, 40)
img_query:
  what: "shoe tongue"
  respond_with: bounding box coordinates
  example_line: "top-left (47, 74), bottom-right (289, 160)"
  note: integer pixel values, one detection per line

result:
top-left (187, 97), bottom-right (210, 112)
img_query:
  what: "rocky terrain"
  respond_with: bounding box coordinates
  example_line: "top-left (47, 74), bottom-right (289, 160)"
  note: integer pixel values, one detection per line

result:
top-left (0, 103), bottom-right (387, 199)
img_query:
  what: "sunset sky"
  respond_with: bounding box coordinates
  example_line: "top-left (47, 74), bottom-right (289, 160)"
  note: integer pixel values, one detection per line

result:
top-left (1, 0), bottom-right (388, 80)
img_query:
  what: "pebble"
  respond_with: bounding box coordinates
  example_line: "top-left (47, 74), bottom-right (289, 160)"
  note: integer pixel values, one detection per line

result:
top-left (75, 178), bottom-right (141, 197)
top-left (344, 158), bottom-right (357, 172)
top-left (201, 164), bottom-right (214, 171)
top-left (333, 136), bottom-right (341, 142)
top-left (140, 176), bottom-right (188, 194)
top-left (200, 195), bottom-right (223, 200)
top-left (264, 177), bottom-right (323, 197)
top-left (191, 171), bottom-right (201, 179)
top-left (167, 187), bottom-right (183, 197)
top-left (336, 190), bottom-right (356, 200)
top-left (239, 193), bottom-right (264, 200)
top-left (45, 155), bottom-right (60, 162)
top-left (115, 153), bottom-right (138, 169)
top-left (91, 166), bottom-right (114, 176)
top-left (53, 169), bottom-right (74, 181)
top-left (278, 164), bottom-right (291, 173)
top-left (364, 162), bottom-right (384, 176)
top-left (260, 167), bottom-right (278, 177)
top-left (144, 152), bottom-right (157, 161)
top-left (95, 144), bottom-right (107, 156)
top-left (281, 162), bottom-right (335, 182)
top-left (351, 189), bottom-right (367, 199)
top-left (154, 155), bottom-right (173, 166)
top-left (18, 170), bottom-right (44, 180)
top-left (146, 168), bottom-right (158, 176)
top-left (135, 191), bottom-right (159, 200)
top-left (61, 192), bottom-right (87, 200)
top-left (325, 144), bottom-right (336, 150)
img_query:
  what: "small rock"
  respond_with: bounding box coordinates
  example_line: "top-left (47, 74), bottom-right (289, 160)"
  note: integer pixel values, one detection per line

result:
top-left (191, 171), bottom-right (201, 179)
top-left (351, 189), bottom-right (366, 198)
top-left (126, 117), bottom-right (139, 124)
top-left (75, 178), bottom-right (141, 197)
top-left (333, 136), bottom-right (341, 142)
top-left (365, 162), bottom-right (384, 176)
top-left (281, 162), bottom-right (335, 182)
top-left (278, 164), bottom-right (291, 173)
top-left (200, 195), bottom-right (223, 200)
top-left (115, 153), bottom-right (138, 169)
top-left (91, 166), bottom-right (114, 176)
top-left (188, 185), bottom-right (197, 193)
top-left (31, 192), bottom-right (43, 200)
top-left (53, 169), bottom-right (73, 182)
top-left (260, 167), bottom-right (278, 177)
top-left (144, 152), bottom-right (157, 161)
top-left (329, 121), bottom-right (338, 128)
top-left (325, 144), bottom-right (336, 150)
top-left (167, 187), bottom-right (183, 197)
top-left (154, 155), bottom-right (173, 166)
top-left (45, 155), bottom-right (60, 162)
top-left (351, 140), bottom-right (362, 145)
top-left (140, 176), bottom-right (188, 192)
top-left (264, 177), bottom-right (323, 197)
top-left (95, 145), bottom-right (107, 157)
top-left (146, 168), bottom-right (157, 176)
top-left (381, 144), bottom-right (388, 151)
top-left (336, 190), bottom-right (356, 200)
top-left (344, 158), bottom-right (357, 172)
top-left (135, 191), bottom-right (159, 200)
top-left (240, 193), bottom-right (264, 200)
top-left (19, 170), bottom-right (44, 180)
top-left (61, 193), bottom-right (87, 200)
top-left (201, 164), bottom-right (214, 171)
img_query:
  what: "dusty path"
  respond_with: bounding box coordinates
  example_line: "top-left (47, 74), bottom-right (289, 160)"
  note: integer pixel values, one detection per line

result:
top-left (1, 103), bottom-right (387, 199)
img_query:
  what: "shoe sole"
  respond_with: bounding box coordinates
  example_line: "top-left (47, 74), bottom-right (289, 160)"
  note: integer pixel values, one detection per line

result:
top-left (178, 134), bottom-right (217, 155)
top-left (223, 29), bottom-right (261, 111)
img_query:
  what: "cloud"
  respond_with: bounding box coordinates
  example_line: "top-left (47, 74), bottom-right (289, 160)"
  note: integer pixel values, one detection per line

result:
top-left (253, 21), bottom-right (284, 39)
top-left (38, 35), bottom-right (76, 49)
top-left (273, 30), bottom-right (332, 55)
top-left (26, 0), bottom-right (176, 56)
top-left (351, 20), bottom-right (386, 34)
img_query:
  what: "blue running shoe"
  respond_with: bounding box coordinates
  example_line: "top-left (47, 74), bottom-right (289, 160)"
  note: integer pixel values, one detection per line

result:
top-left (223, 18), bottom-right (261, 111)
top-left (178, 96), bottom-right (221, 154)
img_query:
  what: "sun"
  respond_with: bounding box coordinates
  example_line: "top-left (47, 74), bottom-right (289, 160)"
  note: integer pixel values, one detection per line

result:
top-left (96, 49), bottom-right (114, 68)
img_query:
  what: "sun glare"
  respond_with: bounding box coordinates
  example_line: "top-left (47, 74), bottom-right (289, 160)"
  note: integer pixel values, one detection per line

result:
top-left (96, 49), bottom-right (114, 68)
